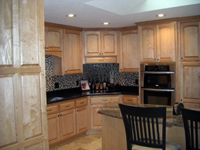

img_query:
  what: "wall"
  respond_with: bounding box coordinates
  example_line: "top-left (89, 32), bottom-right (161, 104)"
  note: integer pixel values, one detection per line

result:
top-left (46, 55), bottom-right (138, 92)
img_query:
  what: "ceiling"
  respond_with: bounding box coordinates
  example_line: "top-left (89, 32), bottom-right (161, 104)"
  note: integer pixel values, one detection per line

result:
top-left (44, 0), bottom-right (200, 28)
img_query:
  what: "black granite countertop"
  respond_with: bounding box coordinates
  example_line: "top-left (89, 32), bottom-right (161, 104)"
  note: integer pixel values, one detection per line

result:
top-left (47, 86), bottom-right (138, 104)
top-left (98, 104), bottom-right (184, 127)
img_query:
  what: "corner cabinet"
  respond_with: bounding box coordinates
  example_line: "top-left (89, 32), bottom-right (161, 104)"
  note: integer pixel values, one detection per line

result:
top-left (138, 22), bottom-right (176, 63)
top-left (83, 31), bottom-right (118, 57)
top-left (119, 29), bottom-right (139, 72)
top-left (179, 20), bottom-right (200, 62)
top-left (63, 30), bottom-right (83, 75)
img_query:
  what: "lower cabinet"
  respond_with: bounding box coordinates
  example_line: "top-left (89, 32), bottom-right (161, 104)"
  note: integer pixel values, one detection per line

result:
top-left (89, 95), bottom-right (120, 129)
top-left (47, 97), bottom-right (88, 146)
top-left (122, 95), bottom-right (138, 104)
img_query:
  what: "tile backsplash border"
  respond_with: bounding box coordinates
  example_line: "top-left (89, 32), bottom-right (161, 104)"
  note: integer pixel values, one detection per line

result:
top-left (45, 55), bottom-right (138, 92)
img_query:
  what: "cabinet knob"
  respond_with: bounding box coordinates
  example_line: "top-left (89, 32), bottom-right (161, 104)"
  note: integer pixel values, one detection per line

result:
top-left (99, 53), bottom-right (101, 55)
top-left (102, 53), bottom-right (103, 55)
top-left (58, 114), bottom-right (60, 117)
top-left (45, 47), bottom-right (46, 49)
top-left (154, 59), bottom-right (156, 61)
top-left (157, 59), bottom-right (159, 61)
top-left (47, 47), bottom-right (48, 49)
top-left (60, 114), bottom-right (62, 116)
top-left (181, 57), bottom-right (183, 60)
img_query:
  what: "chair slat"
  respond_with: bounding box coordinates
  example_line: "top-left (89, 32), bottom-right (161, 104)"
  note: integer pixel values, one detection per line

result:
top-left (139, 117), bottom-right (143, 143)
top-left (143, 117), bottom-right (148, 143)
top-left (156, 117), bottom-right (160, 145)
top-left (151, 117), bottom-right (156, 144)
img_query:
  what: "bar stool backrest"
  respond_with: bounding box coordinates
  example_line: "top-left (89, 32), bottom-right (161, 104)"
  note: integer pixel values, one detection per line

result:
top-left (119, 104), bottom-right (166, 150)
top-left (182, 108), bottom-right (200, 150)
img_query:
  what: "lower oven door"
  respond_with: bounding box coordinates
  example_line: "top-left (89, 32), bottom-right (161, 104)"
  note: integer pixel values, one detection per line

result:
top-left (141, 88), bottom-right (174, 106)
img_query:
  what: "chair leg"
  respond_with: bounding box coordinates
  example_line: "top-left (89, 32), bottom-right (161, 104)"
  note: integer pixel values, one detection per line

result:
top-left (127, 143), bottom-right (132, 150)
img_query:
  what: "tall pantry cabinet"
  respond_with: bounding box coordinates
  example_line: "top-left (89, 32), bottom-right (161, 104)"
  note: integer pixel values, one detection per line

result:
top-left (178, 16), bottom-right (200, 108)
top-left (0, 0), bottom-right (48, 150)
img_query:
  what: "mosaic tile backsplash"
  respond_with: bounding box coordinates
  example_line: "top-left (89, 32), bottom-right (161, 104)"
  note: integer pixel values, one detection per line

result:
top-left (46, 55), bottom-right (138, 92)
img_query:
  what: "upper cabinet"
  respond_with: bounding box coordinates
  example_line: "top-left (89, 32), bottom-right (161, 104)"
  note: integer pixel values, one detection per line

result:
top-left (45, 27), bottom-right (63, 58)
top-left (83, 31), bottom-right (118, 57)
top-left (63, 30), bottom-right (83, 75)
top-left (138, 22), bottom-right (176, 63)
top-left (179, 20), bottom-right (200, 62)
top-left (119, 29), bottom-right (139, 72)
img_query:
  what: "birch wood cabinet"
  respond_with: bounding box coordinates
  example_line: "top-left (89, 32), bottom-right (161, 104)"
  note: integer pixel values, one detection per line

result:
top-left (89, 96), bottom-right (120, 129)
top-left (0, 0), bottom-right (48, 149)
top-left (122, 95), bottom-right (138, 104)
top-left (119, 29), bottom-right (139, 72)
top-left (63, 30), bottom-right (83, 75)
top-left (179, 20), bottom-right (200, 62)
top-left (179, 62), bottom-right (200, 108)
top-left (47, 97), bottom-right (88, 148)
top-left (83, 31), bottom-right (118, 57)
top-left (138, 22), bottom-right (176, 63)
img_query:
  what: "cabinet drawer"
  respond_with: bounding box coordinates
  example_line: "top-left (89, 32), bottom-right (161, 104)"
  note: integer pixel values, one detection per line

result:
top-left (123, 96), bottom-right (138, 104)
top-left (59, 101), bottom-right (75, 112)
top-left (76, 98), bottom-right (87, 107)
top-left (90, 96), bottom-right (120, 104)
top-left (85, 57), bottom-right (117, 64)
top-left (47, 105), bottom-right (58, 115)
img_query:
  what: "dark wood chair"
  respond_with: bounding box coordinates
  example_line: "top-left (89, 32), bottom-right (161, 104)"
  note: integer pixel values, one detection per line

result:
top-left (181, 108), bottom-right (200, 150)
top-left (119, 104), bottom-right (181, 150)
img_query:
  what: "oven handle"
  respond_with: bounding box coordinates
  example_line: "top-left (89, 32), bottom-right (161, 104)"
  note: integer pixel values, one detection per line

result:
top-left (140, 71), bottom-right (175, 74)
top-left (141, 88), bottom-right (174, 92)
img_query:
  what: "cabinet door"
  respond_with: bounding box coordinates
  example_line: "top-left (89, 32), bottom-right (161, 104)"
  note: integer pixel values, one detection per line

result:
top-left (180, 62), bottom-right (200, 106)
top-left (48, 113), bottom-right (60, 145)
top-left (64, 30), bottom-right (83, 74)
top-left (157, 22), bottom-right (176, 62)
top-left (101, 31), bottom-right (118, 56)
top-left (76, 106), bottom-right (88, 134)
top-left (46, 27), bottom-right (63, 51)
top-left (90, 104), bottom-right (104, 129)
top-left (119, 30), bottom-right (139, 72)
top-left (84, 31), bottom-right (101, 56)
top-left (139, 25), bottom-right (157, 62)
top-left (180, 21), bottom-right (200, 61)
top-left (59, 109), bottom-right (76, 140)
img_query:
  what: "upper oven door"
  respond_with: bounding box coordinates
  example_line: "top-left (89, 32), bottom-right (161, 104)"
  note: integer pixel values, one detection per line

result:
top-left (143, 73), bottom-right (174, 89)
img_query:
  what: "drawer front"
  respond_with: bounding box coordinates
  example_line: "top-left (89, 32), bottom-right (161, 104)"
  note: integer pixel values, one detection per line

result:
top-left (59, 101), bottom-right (75, 112)
top-left (90, 96), bottom-right (120, 104)
top-left (47, 105), bottom-right (58, 115)
top-left (76, 98), bottom-right (87, 107)
top-left (123, 96), bottom-right (138, 104)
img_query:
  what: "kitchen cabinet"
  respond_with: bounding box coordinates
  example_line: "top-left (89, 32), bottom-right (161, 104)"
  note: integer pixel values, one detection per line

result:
top-left (179, 20), bottom-right (200, 62)
top-left (76, 98), bottom-right (88, 134)
top-left (45, 27), bottom-right (63, 52)
top-left (0, 0), bottom-right (48, 149)
top-left (64, 30), bottom-right (83, 74)
top-left (122, 95), bottom-right (138, 104)
top-left (119, 29), bottom-right (139, 72)
top-left (47, 97), bottom-right (88, 147)
top-left (89, 95), bottom-right (120, 129)
top-left (179, 62), bottom-right (200, 108)
top-left (83, 31), bottom-right (118, 57)
top-left (138, 22), bottom-right (176, 62)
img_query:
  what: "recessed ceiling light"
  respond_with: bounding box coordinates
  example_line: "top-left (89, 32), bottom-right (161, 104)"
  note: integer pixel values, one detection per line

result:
top-left (67, 14), bottom-right (76, 17)
top-left (103, 22), bottom-right (110, 25)
top-left (156, 14), bottom-right (166, 17)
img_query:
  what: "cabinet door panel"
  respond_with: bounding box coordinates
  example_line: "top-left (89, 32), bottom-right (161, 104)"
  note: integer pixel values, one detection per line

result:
top-left (139, 25), bottom-right (156, 62)
top-left (90, 105), bottom-right (104, 129)
top-left (46, 27), bottom-right (62, 51)
top-left (84, 31), bottom-right (101, 56)
top-left (101, 31), bottom-right (117, 56)
top-left (64, 30), bottom-right (83, 74)
top-left (180, 21), bottom-right (200, 61)
top-left (157, 22), bottom-right (176, 62)
top-left (180, 63), bottom-right (200, 106)
top-left (120, 30), bottom-right (139, 72)
top-left (48, 113), bottom-right (60, 145)
top-left (60, 109), bottom-right (76, 140)
top-left (76, 106), bottom-right (88, 134)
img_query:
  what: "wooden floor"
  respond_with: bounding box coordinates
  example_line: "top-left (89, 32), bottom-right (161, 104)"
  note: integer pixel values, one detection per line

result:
top-left (51, 134), bottom-right (102, 150)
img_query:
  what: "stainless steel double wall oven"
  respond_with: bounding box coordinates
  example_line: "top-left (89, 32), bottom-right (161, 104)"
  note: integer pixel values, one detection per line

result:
top-left (140, 63), bottom-right (175, 106)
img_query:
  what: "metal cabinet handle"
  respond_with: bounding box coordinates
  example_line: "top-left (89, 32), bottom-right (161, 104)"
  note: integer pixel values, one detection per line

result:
top-left (127, 100), bottom-right (132, 101)
top-left (65, 105), bottom-right (70, 107)
top-left (47, 109), bottom-right (52, 111)
top-left (80, 102), bottom-right (84, 104)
